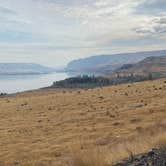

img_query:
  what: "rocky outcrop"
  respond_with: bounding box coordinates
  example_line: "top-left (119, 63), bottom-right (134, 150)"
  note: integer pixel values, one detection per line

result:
top-left (113, 148), bottom-right (166, 166)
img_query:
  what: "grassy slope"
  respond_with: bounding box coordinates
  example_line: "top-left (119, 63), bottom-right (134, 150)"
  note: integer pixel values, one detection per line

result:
top-left (0, 79), bottom-right (166, 165)
top-left (116, 56), bottom-right (166, 76)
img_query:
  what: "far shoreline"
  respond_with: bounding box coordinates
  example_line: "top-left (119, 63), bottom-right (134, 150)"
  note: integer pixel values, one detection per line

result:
top-left (2, 77), bottom-right (166, 98)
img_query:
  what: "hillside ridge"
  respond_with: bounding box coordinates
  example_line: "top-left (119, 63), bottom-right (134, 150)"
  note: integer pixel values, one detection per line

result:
top-left (116, 55), bottom-right (166, 77)
top-left (66, 50), bottom-right (166, 74)
top-left (0, 63), bottom-right (54, 75)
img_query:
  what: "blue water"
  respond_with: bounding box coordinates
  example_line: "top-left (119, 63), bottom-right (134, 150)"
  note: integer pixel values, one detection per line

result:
top-left (0, 72), bottom-right (69, 94)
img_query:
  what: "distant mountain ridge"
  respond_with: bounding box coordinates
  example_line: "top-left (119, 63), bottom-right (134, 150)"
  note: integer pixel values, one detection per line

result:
top-left (66, 50), bottom-right (166, 74)
top-left (0, 63), bottom-right (54, 75)
top-left (49, 55), bottom-right (166, 90)
top-left (115, 56), bottom-right (166, 77)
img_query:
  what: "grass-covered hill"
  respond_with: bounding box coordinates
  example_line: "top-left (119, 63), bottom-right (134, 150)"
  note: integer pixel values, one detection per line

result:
top-left (116, 56), bottom-right (166, 77)
top-left (66, 50), bottom-right (166, 74)
top-left (0, 78), bottom-right (165, 165)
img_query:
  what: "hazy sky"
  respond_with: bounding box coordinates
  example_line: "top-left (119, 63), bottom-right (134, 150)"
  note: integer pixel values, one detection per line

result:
top-left (0, 0), bottom-right (166, 67)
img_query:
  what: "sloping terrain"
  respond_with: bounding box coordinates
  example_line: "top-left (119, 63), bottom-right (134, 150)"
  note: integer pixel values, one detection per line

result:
top-left (0, 63), bottom-right (54, 75)
top-left (0, 79), bottom-right (165, 165)
top-left (66, 50), bottom-right (166, 74)
top-left (116, 56), bottom-right (166, 77)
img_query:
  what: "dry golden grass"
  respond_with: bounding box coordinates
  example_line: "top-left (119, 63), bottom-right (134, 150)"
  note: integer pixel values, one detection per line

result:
top-left (71, 132), bottom-right (166, 166)
top-left (0, 78), bottom-right (165, 165)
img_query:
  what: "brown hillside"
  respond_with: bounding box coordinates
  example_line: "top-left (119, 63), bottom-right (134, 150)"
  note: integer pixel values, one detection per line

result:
top-left (116, 56), bottom-right (166, 76)
top-left (0, 78), bottom-right (165, 165)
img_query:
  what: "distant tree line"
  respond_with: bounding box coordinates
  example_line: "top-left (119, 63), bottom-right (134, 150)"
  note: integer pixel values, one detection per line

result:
top-left (0, 93), bottom-right (7, 96)
top-left (50, 73), bottom-right (159, 89)
top-left (52, 75), bottom-right (111, 89)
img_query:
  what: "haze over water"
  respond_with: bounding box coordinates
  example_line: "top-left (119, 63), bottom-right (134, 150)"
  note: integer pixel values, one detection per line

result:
top-left (0, 72), bottom-right (69, 94)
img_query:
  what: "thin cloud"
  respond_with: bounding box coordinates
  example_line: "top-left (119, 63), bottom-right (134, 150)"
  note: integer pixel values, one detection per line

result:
top-left (135, 0), bottom-right (166, 14)
top-left (0, 0), bottom-right (165, 66)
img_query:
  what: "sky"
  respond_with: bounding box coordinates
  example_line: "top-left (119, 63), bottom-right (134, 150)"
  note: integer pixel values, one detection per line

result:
top-left (0, 0), bottom-right (166, 67)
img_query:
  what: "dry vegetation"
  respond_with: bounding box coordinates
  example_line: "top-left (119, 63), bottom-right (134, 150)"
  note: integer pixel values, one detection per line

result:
top-left (0, 79), bottom-right (166, 166)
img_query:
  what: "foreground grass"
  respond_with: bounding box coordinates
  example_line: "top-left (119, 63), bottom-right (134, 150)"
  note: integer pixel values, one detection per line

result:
top-left (71, 132), bottom-right (166, 166)
top-left (0, 78), bottom-right (165, 165)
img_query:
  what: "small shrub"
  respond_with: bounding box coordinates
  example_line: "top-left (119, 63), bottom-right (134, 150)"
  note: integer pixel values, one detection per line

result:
top-left (124, 92), bottom-right (128, 96)
top-left (106, 111), bottom-right (110, 116)
top-left (112, 122), bottom-right (120, 126)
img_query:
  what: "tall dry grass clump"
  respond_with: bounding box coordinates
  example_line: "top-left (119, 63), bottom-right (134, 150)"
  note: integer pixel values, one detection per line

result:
top-left (71, 148), bottom-right (110, 166)
top-left (71, 131), bottom-right (166, 166)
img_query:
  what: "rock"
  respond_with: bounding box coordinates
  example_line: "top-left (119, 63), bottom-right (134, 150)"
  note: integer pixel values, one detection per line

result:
top-left (113, 148), bottom-right (166, 166)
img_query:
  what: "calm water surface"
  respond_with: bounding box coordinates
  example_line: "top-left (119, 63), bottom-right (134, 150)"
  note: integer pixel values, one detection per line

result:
top-left (0, 72), bottom-right (69, 94)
